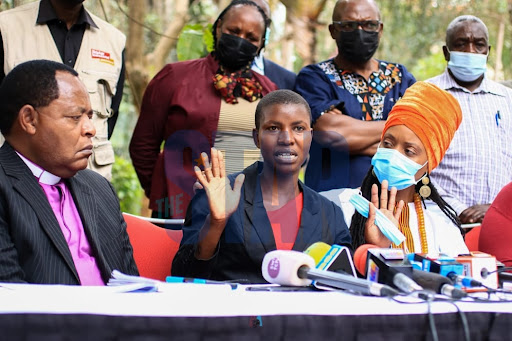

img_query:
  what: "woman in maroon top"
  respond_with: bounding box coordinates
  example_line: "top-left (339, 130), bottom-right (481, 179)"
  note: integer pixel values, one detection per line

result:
top-left (129, 1), bottom-right (277, 220)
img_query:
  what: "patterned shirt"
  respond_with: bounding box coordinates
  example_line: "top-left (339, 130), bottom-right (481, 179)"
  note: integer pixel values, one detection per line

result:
top-left (318, 59), bottom-right (404, 121)
top-left (427, 70), bottom-right (512, 214)
top-left (294, 58), bottom-right (415, 190)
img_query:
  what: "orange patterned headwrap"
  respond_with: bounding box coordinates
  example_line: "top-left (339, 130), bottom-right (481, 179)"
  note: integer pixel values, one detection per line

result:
top-left (382, 81), bottom-right (462, 173)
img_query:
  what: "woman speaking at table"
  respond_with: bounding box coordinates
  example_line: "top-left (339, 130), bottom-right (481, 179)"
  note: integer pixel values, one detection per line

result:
top-left (350, 82), bottom-right (469, 257)
top-left (129, 1), bottom-right (277, 220)
top-left (171, 90), bottom-right (352, 283)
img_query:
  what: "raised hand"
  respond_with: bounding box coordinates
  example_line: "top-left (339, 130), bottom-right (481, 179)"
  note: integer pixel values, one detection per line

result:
top-left (194, 148), bottom-right (245, 223)
top-left (364, 180), bottom-right (404, 247)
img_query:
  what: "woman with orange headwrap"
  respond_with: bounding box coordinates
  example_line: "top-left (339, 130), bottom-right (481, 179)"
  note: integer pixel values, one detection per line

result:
top-left (349, 81), bottom-right (469, 256)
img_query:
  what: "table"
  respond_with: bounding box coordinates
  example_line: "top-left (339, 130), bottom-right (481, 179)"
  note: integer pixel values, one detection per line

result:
top-left (0, 282), bottom-right (511, 340)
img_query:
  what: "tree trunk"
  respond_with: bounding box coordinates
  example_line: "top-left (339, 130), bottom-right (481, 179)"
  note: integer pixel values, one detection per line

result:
top-left (280, 0), bottom-right (328, 67)
top-left (125, 0), bottom-right (147, 111)
top-left (286, 13), bottom-right (316, 66)
top-left (147, 0), bottom-right (190, 73)
top-left (494, 18), bottom-right (505, 81)
top-left (125, 0), bottom-right (189, 112)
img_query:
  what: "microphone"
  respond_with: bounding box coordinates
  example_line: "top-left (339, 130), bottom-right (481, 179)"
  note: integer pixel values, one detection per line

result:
top-left (412, 269), bottom-right (467, 299)
top-left (366, 248), bottom-right (423, 294)
top-left (446, 272), bottom-right (482, 288)
top-left (411, 253), bottom-right (482, 288)
top-left (261, 250), bottom-right (399, 297)
top-left (354, 244), bottom-right (378, 276)
top-left (357, 247), bottom-right (468, 298)
top-left (304, 242), bottom-right (357, 276)
top-left (303, 242), bottom-right (331, 265)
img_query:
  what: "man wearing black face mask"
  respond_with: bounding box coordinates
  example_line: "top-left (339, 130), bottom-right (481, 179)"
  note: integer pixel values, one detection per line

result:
top-left (0, 0), bottom-right (126, 181)
top-left (294, 0), bottom-right (415, 193)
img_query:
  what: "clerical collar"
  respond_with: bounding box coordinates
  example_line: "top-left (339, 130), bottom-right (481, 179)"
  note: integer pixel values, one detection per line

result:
top-left (16, 152), bottom-right (61, 185)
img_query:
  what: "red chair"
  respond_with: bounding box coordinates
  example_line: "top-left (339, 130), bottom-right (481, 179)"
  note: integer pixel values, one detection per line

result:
top-left (123, 213), bottom-right (183, 281)
top-left (464, 225), bottom-right (481, 252)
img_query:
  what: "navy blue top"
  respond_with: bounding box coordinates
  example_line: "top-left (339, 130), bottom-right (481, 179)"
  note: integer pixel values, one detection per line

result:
top-left (172, 162), bottom-right (352, 283)
top-left (295, 59), bottom-right (416, 191)
top-left (263, 58), bottom-right (296, 90)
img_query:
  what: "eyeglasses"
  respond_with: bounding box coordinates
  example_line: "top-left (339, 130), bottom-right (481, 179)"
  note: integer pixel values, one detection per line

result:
top-left (332, 20), bottom-right (381, 32)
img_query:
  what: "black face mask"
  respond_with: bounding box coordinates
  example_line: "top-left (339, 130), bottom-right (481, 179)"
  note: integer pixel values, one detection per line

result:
top-left (61, 0), bottom-right (85, 7)
top-left (337, 29), bottom-right (379, 63)
top-left (215, 33), bottom-right (259, 70)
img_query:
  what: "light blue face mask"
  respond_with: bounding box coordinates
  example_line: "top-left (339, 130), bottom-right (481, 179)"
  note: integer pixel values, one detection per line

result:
top-left (349, 192), bottom-right (405, 246)
top-left (447, 50), bottom-right (487, 82)
top-left (371, 148), bottom-right (427, 190)
top-left (264, 28), bottom-right (271, 44)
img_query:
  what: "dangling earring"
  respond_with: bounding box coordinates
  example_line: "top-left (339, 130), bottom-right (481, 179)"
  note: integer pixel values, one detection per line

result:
top-left (419, 175), bottom-right (431, 199)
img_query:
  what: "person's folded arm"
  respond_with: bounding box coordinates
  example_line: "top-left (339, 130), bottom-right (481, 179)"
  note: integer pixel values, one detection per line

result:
top-left (129, 65), bottom-right (175, 197)
top-left (294, 65), bottom-right (384, 156)
top-left (313, 111), bottom-right (384, 155)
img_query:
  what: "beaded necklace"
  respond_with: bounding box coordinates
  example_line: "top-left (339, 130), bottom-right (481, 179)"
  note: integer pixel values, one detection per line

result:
top-left (392, 193), bottom-right (428, 253)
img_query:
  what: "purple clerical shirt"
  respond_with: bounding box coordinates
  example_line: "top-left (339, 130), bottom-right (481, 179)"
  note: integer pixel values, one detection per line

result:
top-left (17, 153), bottom-right (104, 285)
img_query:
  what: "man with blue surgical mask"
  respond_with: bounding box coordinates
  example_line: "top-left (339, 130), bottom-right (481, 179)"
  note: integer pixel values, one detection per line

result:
top-left (427, 15), bottom-right (512, 224)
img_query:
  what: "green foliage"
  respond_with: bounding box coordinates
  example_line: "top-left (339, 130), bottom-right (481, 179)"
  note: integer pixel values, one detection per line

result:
top-left (111, 87), bottom-right (138, 160)
top-left (177, 23), bottom-right (213, 61)
top-left (410, 52), bottom-right (447, 81)
top-left (111, 156), bottom-right (144, 215)
top-left (203, 25), bottom-right (215, 53)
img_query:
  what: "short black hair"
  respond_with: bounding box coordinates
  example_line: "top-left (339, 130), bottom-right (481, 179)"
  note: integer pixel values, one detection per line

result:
top-left (0, 59), bottom-right (78, 135)
top-left (212, 0), bottom-right (269, 51)
top-left (255, 89), bottom-right (312, 130)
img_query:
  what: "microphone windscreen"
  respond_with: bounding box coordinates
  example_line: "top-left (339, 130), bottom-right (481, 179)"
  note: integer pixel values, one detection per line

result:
top-left (354, 244), bottom-right (379, 276)
top-left (303, 242), bottom-right (331, 265)
top-left (411, 269), bottom-right (451, 292)
top-left (262, 250), bottom-right (316, 286)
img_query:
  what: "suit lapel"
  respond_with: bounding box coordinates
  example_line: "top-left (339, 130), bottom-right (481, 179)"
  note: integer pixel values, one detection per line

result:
top-left (242, 163), bottom-right (276, 265)
top-left (67, 175), bottom-right (97, 237)
top-left (0, 144), bottom-right (79, 281)
top-left (67, 174), bottom-right (111, 279)
top-left (292, 183), bottom-right (322, 252)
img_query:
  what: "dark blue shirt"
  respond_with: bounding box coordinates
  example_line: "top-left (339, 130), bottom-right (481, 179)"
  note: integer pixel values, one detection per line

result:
top-left (295, 59), bottom-right (416, 191)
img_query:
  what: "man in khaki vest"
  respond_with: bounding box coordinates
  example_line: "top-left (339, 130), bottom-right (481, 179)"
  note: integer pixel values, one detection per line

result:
top-left (0, 0), bottom-right (126, 181)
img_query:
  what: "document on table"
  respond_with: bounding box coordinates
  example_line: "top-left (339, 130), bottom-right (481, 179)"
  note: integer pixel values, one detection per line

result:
top-left (107, 270), bottom-right (161, 292)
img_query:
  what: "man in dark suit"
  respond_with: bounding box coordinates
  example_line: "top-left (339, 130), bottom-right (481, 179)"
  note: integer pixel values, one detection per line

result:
top-left (0, 60), bottom-right (138, 284)
top-left (250, 0), bottom-right (297, 90)
top-left (262, 58), bottom-right (296, 90)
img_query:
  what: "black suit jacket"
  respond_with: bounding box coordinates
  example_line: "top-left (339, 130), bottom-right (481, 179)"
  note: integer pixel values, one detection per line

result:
top-left (0, 143), bottom-right (138, 284)
top-left (172, 162), bottom-right (351, 283)
top-left (263, 58), bottom-right (297, 90)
